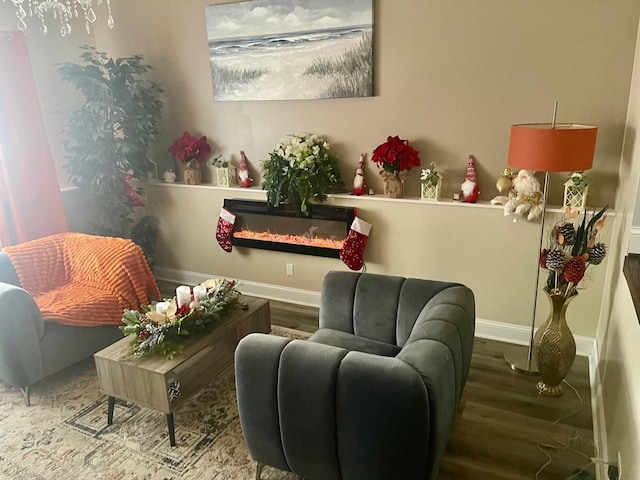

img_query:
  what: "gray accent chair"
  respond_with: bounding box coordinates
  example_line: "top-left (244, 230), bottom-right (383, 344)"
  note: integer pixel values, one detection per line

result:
top-left (235, 271), bottom-right (476, 480)
top-left (0, 252), bottom-right (127, 406)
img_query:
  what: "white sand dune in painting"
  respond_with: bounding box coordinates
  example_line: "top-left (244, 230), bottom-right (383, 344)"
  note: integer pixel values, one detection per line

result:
top-left (211, 31), bottom-right (365, 101)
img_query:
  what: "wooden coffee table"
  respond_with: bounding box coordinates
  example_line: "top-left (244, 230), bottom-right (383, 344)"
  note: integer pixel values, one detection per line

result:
top-left (94, 296), bottom-right (270, 446)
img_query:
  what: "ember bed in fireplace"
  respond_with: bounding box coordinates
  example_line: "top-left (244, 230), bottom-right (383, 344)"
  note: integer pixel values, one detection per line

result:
top-left (224, 199), bottom-right (355, 258)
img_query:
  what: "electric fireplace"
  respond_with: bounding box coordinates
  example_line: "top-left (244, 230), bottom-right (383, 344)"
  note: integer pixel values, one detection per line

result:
top-left (224, 199), bottom-right (355, 258)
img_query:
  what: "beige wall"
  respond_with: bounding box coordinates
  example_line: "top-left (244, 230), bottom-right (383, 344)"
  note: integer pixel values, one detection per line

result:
top-left (84, 0), bottom-right (635, 338)
top-left (1, 1), bottom-right (635, 335)
top-left (91, 0), bottom-right (638, 206)
top-left (598, 20), bottom-right (640, 478)
top-left (143, 183), bottom-right (612, 337)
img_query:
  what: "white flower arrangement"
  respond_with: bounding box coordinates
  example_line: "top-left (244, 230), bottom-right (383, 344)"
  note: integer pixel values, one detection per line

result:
top-left (262, 133), bottom-right (344, 214)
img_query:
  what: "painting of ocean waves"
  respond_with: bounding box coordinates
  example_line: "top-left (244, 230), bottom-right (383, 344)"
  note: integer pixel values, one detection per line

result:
top-left (210, 26), bottom-right (369, 56)
top-left (205, 0), bottom-right (373, 101)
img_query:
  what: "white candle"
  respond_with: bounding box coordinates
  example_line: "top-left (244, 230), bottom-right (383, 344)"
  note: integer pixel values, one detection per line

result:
top-left (193, 284), bottom-right (207, 302)
top-left (155, 301), bottom-right (170, 314)
top-left (176, 285), bottom-right (191, 308)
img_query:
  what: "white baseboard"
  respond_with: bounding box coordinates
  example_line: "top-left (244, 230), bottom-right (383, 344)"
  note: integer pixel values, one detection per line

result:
top-left (153, 266), bottom-right (322, 307)
top-left (154, 266), bottom-right (595, 356)
top-left (589, 340), bottom-right (608, 480)
top-left (628, 226), bottom-right (640, 254)
top-left (474, 318), bottom-right (595, 358)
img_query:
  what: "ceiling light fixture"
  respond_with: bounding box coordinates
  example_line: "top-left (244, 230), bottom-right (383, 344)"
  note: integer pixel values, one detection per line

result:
top-left (3, 0), bottom-right (114, 36)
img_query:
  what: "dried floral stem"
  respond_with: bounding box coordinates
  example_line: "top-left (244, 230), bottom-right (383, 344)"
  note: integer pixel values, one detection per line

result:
top-left (565, 281), bottom-right (575, 297)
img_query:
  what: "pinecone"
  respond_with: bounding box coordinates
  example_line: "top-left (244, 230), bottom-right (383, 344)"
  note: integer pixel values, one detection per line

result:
top-left (588, 242), bottom-right (607, 265)
top-left (539, 249), bottom-right (549, 269)
top-left (555, 222), bottom-right (576, 246)
top-left (545, 249), bottom-right (566, 272)
top-left (563, 255), bottom-right (587, 284)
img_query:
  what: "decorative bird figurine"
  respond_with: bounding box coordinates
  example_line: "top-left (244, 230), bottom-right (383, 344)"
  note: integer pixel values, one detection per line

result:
top-left (352, 153), bottom-right (367, 196)
top-left (461, 155), bottom-right (480, 203)
top-left (239, 150), bottom-right (253, 188)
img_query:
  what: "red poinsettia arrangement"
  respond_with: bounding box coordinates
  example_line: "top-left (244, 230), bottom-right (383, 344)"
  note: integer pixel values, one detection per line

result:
top-left (168, 131), bottom-right (211, 164)
top-left (539, 206), bottom-right (607, 297)
top-left (371, 135), bottom-right (421, 173)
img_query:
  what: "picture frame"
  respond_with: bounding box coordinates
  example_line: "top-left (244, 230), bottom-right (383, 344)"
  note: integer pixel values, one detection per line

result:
top-left (205, 0), bottom-right (373, 101)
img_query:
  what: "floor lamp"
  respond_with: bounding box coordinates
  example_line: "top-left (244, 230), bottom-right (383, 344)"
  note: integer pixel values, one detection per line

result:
top-left (503, 103), bottom-right (598, 375)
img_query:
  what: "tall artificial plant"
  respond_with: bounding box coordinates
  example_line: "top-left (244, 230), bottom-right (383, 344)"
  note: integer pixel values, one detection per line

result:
top-left (58, 45), bottom-right (163, 264)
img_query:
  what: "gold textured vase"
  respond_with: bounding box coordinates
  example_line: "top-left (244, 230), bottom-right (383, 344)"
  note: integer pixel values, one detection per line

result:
top-left (533, 288), bottom-right (577, 396)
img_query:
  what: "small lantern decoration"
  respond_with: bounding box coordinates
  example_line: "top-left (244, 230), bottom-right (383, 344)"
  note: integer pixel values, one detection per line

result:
top-left (420, 162), bottom-right (442, 201)
top-left (563, 172), bottom-right (590, 211)
top-left (216, 166), bottom-right (238, 187)
top-left (210, 156), bottom-right (238, 187)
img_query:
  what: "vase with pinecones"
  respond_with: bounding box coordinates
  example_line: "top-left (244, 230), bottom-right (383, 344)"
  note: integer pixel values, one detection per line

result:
top-left (535, 206), bottom-right (607, 395)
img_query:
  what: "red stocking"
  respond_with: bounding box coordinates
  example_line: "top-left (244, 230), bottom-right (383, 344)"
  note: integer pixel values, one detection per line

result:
top-left (340, 217), bottom-right (372, 271)
top-left (216, 207), bottom-right (236, 253)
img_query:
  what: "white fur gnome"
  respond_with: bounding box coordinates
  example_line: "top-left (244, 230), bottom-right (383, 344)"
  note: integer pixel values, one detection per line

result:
top-left (352, 153), bottom-right (367, 196)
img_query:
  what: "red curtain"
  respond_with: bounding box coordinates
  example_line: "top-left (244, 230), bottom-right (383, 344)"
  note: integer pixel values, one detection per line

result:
top-left (0, 30), bottom-right (68, 247)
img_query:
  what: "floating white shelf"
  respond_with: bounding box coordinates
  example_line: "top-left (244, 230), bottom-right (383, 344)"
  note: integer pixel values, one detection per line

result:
top-left (142, 181), bottom-right (581, 213)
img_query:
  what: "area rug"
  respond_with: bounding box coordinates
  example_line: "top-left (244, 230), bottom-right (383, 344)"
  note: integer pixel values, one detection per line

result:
top-left (0, 327), bottom-right (310, 480)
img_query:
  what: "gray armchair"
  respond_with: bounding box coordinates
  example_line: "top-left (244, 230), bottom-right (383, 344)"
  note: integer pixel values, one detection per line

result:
top-left (235, 271), bottom-right (475, 480)
top-left (0, 233), bottom-right (160, 405)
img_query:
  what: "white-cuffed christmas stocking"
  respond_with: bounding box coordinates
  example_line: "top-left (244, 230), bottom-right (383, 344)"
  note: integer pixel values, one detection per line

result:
top-left (216, 207), bottom-right (236, 253)
top-left (340, 217), bottom-right (372, 271)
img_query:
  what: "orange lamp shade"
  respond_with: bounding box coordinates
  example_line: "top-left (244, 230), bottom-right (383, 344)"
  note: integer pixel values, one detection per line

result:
top-left (507, 123), bottom-right (597, 172)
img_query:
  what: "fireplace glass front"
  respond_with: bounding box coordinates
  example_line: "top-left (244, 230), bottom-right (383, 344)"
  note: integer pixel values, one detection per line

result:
top-left (224, 199), bottom-right (355, 258)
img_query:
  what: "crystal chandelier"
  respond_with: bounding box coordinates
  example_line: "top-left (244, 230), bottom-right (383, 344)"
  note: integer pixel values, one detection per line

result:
top-left (3, 0), bottom-right (115, 36)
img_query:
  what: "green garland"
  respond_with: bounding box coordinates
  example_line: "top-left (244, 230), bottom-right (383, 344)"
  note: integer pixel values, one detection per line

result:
top-left (121, 278), bottom-right (244, 359)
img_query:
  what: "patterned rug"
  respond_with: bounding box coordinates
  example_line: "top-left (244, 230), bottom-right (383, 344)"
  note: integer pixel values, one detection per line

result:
top-left (0, 326), bottom-right (310, 480)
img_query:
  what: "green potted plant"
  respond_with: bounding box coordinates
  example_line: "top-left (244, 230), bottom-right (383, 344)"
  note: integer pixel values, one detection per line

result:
top-left (261, 133), bottom-right (344, 215)
top-left (58, 45), bottom-right (164, 262)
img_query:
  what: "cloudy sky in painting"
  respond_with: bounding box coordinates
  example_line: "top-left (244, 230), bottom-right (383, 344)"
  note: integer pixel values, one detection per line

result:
top-left (206, 0), bottom-right (372, 40)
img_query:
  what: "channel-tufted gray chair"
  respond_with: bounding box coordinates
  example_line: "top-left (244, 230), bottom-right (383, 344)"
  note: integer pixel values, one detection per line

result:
top-left (235, 271), bottom-right (475, 480)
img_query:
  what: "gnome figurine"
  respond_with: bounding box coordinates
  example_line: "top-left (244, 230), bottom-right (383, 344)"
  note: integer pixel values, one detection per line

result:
top-left (238, 151), bottom-right (253, 188)
top-left (352, 153), bottom-right (367, 196)
top-left (461, 155), bottom-right (480, 203)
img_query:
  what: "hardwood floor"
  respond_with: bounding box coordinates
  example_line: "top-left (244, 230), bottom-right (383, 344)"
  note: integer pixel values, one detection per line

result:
top-left (268, 300), bottom-right (596, 480)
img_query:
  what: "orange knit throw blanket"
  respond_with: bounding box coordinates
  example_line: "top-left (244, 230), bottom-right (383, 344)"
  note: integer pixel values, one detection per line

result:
top-left (3, 233), bottom-right (161, 327)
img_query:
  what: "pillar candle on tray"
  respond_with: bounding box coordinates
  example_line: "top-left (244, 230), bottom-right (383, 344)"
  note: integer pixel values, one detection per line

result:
top-left (193, 284), bottom-right (207, 302)
top-left (176, 286), bottom-right (192, 308)
top-left (155, 301), bottom-right (170, 314)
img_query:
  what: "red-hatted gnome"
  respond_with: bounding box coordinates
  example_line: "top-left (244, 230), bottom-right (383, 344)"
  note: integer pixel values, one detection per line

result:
top-left (460, 155), bottom-right (480, 203)
top-left (238, 151), bottom-right (253, 188)
top-left (352, 153), bottom-right (367, 196)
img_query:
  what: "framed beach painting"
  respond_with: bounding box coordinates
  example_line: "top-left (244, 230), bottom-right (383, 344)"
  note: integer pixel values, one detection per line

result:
top-left (205, 0), bottom-right (373, 101)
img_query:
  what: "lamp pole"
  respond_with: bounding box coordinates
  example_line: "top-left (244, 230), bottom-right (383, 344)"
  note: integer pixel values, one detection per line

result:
top-left (504, 102), bottom-right (558, 375)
